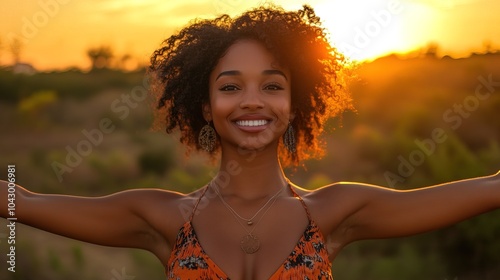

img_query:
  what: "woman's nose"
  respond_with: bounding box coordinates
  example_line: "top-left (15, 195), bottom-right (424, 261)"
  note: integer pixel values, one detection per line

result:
top-left (240, 87), bottom-right (264, 110)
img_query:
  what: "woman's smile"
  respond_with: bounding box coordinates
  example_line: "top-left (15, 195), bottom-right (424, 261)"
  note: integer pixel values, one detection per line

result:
top-left (232, 114), bottom-right (273, 133)
top-left (207, 39), bottom-right (293, 151)
top-left (235, 120), bottom-right (269, 127)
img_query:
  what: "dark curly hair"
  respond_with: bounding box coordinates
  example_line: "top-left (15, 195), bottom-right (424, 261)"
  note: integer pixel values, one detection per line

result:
top-left (149, 4), bottom-right (352, 166)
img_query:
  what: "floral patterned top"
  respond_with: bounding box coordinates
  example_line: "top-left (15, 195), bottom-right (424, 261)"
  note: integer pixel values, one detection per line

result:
top-left (166, 185), bottom-right (333, 279)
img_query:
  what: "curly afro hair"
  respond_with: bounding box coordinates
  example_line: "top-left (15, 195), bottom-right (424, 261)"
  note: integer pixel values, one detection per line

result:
top-left (149, 4), bottom-right (352, 166)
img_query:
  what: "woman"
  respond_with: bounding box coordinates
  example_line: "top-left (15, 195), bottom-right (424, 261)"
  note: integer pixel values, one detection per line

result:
top-left (1, 5), bottom-right (499, 280)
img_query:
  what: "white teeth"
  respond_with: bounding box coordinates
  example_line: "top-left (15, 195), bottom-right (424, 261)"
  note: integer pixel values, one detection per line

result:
top-left (236, 120), bottom-right (269, 127)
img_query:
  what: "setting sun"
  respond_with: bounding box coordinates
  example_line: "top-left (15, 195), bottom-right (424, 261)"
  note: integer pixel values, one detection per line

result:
top-left (315, 0), bottom-right (404, 60)
top-left (0, 0), bottom-right (499, 70)
top-left (314, 0), bottom-right (440, 61)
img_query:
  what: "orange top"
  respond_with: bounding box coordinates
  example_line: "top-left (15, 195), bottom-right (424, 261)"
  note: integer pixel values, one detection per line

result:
top-left (166, 185), bottom-right (333, 279)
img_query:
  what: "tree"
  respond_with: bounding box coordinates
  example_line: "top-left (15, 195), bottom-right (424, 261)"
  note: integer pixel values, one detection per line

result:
top-left (424, 42), bottom-right (439, 58)
top-left (10, 37), bottom-right (23, 64)
top-left (86, 45), bottom-right (114, 70)
top-left (116, 53), bottom-right (132, 70)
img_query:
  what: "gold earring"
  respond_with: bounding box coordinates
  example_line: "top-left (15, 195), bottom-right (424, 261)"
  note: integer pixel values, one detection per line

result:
top-left (283, 122), bottom-right (296, 153)
top-left (199, 122), bottom-right (216, 152)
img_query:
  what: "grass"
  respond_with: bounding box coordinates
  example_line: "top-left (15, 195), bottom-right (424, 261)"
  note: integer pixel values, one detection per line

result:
top-left (1, 54), bottom-right (499, 279)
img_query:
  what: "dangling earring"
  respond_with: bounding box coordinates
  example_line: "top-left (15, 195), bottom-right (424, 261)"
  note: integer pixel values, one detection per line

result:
top-left (199, 121), bottom-right (217, 152)
top-left (283, 122), bottom-right (296, 153)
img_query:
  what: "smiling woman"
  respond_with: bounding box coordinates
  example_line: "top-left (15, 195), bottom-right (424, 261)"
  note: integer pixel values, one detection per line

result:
top-left (1, 3), bottom-right (500, 280)
top-left (149, 4), bottom-right (352, 166)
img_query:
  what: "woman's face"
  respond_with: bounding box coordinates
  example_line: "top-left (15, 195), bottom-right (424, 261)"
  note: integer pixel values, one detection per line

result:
top-left (206, 39), bottom-right (293, 153)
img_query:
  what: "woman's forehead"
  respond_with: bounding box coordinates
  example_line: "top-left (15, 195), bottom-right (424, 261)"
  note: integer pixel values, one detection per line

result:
top-left (210, 39), bottom-right (289, 79)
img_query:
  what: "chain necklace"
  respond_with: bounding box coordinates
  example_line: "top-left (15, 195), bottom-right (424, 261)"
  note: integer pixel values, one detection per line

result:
top-left (211, 181), bottom-right (284, 226)
top-left (210, 181), bottom-right (286, 254)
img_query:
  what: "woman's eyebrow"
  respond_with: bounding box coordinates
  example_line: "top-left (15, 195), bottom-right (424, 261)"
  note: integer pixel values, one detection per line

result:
top-left (262, 69), bottom-right (288, 80)
top-left (216, 70), bottom-right (240, 81)
top-left (215, 69), bottom-right (288, 81)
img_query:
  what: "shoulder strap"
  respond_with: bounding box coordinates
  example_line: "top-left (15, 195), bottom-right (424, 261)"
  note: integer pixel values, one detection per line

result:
top-left (188, 185), bottom-right (209, 222)
top-left (288, 183), bottom-right (312, 221)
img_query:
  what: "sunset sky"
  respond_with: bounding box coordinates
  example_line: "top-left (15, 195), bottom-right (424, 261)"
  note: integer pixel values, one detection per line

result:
top-left (1, 0), bottom-right (499, 70)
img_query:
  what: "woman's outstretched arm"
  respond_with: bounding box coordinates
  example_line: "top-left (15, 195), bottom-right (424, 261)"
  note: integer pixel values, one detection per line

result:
top-left (0, 181), bottom-right (174, 252)
top-left (327, 171), bottom-right (500, 243)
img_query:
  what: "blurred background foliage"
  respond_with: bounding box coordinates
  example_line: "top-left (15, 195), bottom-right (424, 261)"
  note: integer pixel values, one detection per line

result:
top-left (1, 51), bottom-right (500, 280)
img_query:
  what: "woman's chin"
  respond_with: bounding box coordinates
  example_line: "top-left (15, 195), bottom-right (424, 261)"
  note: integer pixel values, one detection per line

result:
top-left (234, 141), bottom-right (277, 154)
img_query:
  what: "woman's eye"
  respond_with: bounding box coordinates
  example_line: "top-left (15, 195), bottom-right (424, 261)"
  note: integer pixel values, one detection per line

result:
top-left (219, 84), bottom-right (240, 91)
top-left (264, 83), bottom-right (284, 91)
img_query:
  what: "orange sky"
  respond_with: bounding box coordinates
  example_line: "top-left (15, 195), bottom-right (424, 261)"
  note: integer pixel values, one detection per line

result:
top-left (1, 0), bottom-right (499, 70)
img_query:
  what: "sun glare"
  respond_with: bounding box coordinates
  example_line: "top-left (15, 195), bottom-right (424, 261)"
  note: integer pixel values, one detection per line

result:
top-left (1, 0), bottom-right (492, 70)
top-left (314, 0), bottom-right (408, 61)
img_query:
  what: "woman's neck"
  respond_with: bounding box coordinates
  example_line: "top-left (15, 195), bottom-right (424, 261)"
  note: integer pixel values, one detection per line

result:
top-left (213, 147), bottom-right (288, 199)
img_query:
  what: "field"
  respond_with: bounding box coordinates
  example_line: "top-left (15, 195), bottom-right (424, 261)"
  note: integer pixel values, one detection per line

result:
top-left (1, 52), bottom-right (500, 279)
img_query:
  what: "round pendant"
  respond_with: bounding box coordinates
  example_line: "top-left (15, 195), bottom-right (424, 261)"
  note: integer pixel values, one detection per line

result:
top-left (240, 234), bottom-right (260, 254)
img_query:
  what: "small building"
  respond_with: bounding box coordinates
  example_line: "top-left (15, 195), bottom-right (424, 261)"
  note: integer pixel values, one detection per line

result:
top-left (12, 62), bottom-right (37, 75)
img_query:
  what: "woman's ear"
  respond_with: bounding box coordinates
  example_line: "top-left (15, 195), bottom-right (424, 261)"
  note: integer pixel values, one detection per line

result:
top-left (202, 103), bottom-right (212, 122)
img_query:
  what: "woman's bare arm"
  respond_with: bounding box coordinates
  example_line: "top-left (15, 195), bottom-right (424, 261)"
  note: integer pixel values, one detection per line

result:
top-left (0, 181), bottom-right (176, 252)
top-left (327, 171), bottom-right (500, 243)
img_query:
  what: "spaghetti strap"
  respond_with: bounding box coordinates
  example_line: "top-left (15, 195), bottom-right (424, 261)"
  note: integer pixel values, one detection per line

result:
top-left (167, 182), bottom-right (333, 279)
top-left (188, 185), bottom-right (210, 222)
top-left (288, 183), bottom-right (312, 221)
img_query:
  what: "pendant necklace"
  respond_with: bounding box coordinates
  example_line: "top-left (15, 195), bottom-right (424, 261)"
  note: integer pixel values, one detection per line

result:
top-left (212, 181), bottom-right (284, 225)
top-left (211, 181), bottom-right (285, 254)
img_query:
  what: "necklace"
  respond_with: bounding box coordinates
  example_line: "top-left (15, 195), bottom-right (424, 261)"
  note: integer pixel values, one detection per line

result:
top-left (236, 193), bottom-right (279, 254)
top-left (211, 181), bottom-right (284, 225)
top-left (210, 181), bottom-right (286, 254)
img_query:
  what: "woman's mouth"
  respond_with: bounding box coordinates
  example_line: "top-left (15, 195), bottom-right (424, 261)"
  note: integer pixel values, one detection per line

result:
top-left (235, 120), bottom-right (269, 127)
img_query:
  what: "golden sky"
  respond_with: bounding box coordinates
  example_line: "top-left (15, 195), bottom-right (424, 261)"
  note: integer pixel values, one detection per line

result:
top-left (1, 0), bottom-right (499, 70)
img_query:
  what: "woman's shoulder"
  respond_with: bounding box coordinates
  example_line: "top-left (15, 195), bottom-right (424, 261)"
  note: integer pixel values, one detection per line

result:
top-left (127, 186), bottom-right (208, 208)
top-left (127, 186), bottom-right (209, 241)
top-left (296, 182), bottom-right (370, 235)
top-left (293, 181), bottom-right (361, 198)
